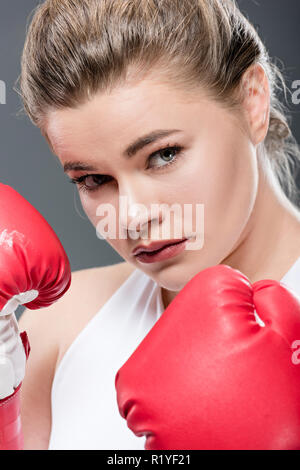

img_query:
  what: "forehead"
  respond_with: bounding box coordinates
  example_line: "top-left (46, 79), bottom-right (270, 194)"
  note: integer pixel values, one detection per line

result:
top-left (44, 78), bottom-right (209, 156)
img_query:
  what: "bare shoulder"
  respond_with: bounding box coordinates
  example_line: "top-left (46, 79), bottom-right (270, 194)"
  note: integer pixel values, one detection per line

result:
top-left (19, 261), bottom-right (136, 347)
top-left (54, 260), bottom-right (136, 361)
top-left (21, 261), bottom-right (136, 366)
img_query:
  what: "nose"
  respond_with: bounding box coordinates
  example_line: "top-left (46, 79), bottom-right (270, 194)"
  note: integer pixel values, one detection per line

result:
top-left (118, 179), bottom-right (163, 240)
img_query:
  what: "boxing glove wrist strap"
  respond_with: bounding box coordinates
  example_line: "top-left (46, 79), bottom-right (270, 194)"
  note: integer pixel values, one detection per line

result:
top-left (0, 290), bottom-right (39, 317)
top-left (0, 331), bottom-right (30, 450)
top-left (0, 384), bottom-right (23, 450)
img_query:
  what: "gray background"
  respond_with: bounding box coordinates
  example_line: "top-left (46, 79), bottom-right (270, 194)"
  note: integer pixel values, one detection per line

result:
top-left (0, 0), bottom-right (300, 276)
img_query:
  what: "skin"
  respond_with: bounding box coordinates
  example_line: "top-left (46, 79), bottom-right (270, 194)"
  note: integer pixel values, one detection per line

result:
top-left (45, 63), bottom-right (300, 308)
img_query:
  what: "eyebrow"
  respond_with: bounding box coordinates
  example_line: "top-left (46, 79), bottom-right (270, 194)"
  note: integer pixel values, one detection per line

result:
top-left (63, 129), bottom-right (183, 172)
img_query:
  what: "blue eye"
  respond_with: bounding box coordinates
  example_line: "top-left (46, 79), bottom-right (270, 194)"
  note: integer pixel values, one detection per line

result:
top-left (147, 145), bottom-right (183, 170)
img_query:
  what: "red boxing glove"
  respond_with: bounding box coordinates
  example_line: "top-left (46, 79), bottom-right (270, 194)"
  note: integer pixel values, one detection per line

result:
top-left (0, 183), bottom-right (71, 450)
top-left (115, 264), bottom-right (300, 450)
top-left (0, 183), bottom-right (71, 314)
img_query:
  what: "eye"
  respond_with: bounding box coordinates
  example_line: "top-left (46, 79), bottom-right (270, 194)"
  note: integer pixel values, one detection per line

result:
top-left (146, 145), bottom-right (183, 170)
top-left (69, 174), bottom-right (112, 193)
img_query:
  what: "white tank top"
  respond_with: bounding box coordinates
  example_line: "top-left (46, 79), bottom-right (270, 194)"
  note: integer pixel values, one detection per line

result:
top-left (48, 258), bottom-right (300, 450)
top-left (48, 267), bottom-right (165, 450)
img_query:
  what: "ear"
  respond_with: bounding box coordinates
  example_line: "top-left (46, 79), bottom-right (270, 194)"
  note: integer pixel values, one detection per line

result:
top-left (240, 63), bottom-right (270, 146)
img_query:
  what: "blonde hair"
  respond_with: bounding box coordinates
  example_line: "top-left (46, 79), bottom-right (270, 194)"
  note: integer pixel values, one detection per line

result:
top-left (16, 0), bottom-right (300, 205)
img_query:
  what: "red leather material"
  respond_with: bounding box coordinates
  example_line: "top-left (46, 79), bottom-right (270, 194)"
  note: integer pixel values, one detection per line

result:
top-left (0, 332), bottom-right (30, 451)
top-left (20, 331), bottom-right (30, 360)
top-left (115, 264), bottom-right (300, 450)
top-left (0, 183), bottom-right (72, 450)
top-left (0, 183), bottom-right (71, 312)
top-left (0, 384), bottom-right (23, 450)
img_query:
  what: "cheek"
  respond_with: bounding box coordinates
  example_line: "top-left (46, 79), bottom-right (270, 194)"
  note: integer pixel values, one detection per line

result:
top-left (79, 194), bottom-right (117, 242)
top-left (79, 193), bottom-right (126, 250)
top-left (194, 136), bottom-right (258, 254)
top-left (155, 138), bottom-right (258, 291)
top-left (79, 194), bottom-right (99, 227)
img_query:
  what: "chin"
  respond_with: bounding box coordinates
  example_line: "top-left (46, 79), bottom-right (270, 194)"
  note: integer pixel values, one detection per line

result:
top-left (154, 253), bottom-right (225, 292)
top-left (151, 264), bottom-right (200, 293)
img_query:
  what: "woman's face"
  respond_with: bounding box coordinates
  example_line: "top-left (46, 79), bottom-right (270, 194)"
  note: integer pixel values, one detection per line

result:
top-left (45, 75), bottom-right (259, 292)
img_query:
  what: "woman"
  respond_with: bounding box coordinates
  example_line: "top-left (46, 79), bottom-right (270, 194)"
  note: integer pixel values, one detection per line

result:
top-left (17, 0), bottom-right (300, 449)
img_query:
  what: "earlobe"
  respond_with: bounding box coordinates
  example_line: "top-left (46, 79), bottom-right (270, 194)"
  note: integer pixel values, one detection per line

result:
top-left (241, 63), bottom-right (270, 146)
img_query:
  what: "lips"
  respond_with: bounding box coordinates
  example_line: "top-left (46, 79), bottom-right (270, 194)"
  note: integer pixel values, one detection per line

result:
top-left (132, 239), bottom-right (187, 256)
